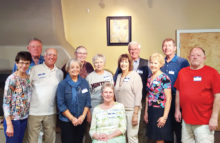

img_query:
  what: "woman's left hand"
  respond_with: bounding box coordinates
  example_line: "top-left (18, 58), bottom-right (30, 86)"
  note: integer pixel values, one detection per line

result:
top-left (157, 116), bottom-right (167, 128)
top-left (132, 114), bottom-right (138, 126)
top-left (77, 115), bottom-right (85, 125)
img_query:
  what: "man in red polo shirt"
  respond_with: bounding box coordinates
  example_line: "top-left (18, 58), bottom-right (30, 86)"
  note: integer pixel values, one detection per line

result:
top-left (174, 47), bottom-right (220, 143)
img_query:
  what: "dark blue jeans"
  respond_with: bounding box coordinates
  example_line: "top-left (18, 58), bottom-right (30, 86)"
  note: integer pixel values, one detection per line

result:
top-left (3, 118), bottom-right (27, 143)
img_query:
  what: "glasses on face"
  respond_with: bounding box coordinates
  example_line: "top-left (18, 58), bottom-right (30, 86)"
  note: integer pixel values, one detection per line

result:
top-left (76, 52), bottom-right (87, 55)
top-left (18, 62), bottom-right (30, 65)
top-left (129, 48), bottom-right (139, 51)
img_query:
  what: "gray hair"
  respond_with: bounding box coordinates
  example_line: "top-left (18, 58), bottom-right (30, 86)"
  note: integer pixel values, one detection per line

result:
top-left (128, 41), bottom-right (141, 50)
top-left (92, 54), bottom-right (106, 65)
top-left (44, 48), bottom-right (57, 56)
top-left (101, 82), bottom-right (115, 93)
top-left (65, 58), bottom-right (82, 72)
top-left (74, 45), bottom-right (87, 54)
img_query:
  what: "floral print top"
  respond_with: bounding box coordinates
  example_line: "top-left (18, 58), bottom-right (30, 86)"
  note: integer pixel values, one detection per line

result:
top-left (147, 73), bottom-right (171, 108)
top-left (89, 102), bottom-right (126, 142)
top-left (3, 73), bottom-right (32, 120)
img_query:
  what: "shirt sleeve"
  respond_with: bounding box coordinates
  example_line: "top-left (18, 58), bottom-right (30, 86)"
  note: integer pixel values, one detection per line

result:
top-left (3, 76), bottom-right (14, 118)
top-left (212, 70), bottom-right (220, 94)
top-left (118, 104), bottom-right (126, 134)
top-left (56, 82), bottom-right (68, 113)
top-left (132, 73), bottom-right (143, 107)
top-left (85, 81), bottom-right (91, 108)
top-left (162, 74), bottom-right (171, 89)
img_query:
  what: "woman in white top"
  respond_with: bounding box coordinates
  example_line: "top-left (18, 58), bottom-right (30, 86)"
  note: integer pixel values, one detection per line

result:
top-left (114, 54), bottom-right (143, 143)
top-left (90, 82), bottom-right (126, 143)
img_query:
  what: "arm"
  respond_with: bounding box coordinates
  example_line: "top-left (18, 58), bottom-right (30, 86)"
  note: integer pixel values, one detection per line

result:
top-left (209, 93), bottom-right (220, 131)
top-left (3, 77), bottom-right (14, 137)
top-left (77, 107), bottom-right (89, 125)
top-left (175, 90), bottom-right (182, 122)
top-left (144, 95), bottom-right (149, 123)
top-left (157, 88), bottom-right (172, 128)
top-left (132, 73), bottom-right (143, 126)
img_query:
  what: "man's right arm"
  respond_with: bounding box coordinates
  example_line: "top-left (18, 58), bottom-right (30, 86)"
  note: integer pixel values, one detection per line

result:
top-left (175, 90), bottom-right (182, 122)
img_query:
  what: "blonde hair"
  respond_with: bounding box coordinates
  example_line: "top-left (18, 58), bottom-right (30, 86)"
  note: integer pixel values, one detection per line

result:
top-left (149, 53), bottom-right (165, 67)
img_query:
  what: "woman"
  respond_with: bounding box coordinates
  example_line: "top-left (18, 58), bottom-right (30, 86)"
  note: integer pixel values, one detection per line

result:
top-left (90, 82), bottom-right (126, 143)
top-left (114, 54), bottom-right (143, 143)
top-left (86, 54), bottom-right (114, 119)
top-left (3, 51), bottom-right (32, 143)
top-left (144, 53), bottom-right (172, 143)
top-left (56, 58), bottom-right (91, 143)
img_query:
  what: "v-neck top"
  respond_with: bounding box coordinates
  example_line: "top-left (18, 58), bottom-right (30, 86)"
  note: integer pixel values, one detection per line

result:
top-left (147, 73), bottom-right (171, 108)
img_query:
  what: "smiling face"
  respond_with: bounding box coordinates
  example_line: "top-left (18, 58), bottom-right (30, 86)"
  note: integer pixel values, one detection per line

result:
top-left (189, 47), bottom-right (206, 69)
top-left (128, 44), bottom-right (140, 60)
top-left (16, 60), bottom-right (30, 74)
top-left (149, 59), bottom-right (162, 74)
top-left (120, 58), bottom-right (129, 72)
top-left (162, 40), bottom-right (176, 57)
top-left (27, 40), bottom-right (42, 58)
top-left (94, 57), bottom-right (105, 72)
top-left (102, 86), bottom-right (114, 103)
top-left (68, 61), bottom-right (81, 78)
top-left (75, 47), bottom-right (87, 64)
top-left (44, 48), bottom-right (57, 69)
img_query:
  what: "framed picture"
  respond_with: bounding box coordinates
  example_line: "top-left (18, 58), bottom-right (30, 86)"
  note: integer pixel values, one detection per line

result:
top-left (106, 16), bottom-right (132, 46)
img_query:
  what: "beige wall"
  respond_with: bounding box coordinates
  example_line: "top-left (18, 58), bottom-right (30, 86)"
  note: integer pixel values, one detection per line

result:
top-left (61, 0), bottom-right (220, 72)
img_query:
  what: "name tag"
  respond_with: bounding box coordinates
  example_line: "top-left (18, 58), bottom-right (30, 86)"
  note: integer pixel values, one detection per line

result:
top-left (153, 81), bottom-right (159, 84)
top-left (168, 70), bottom-right (175, 75)
top-left (104, 75), bottom-right (111, 81)
top-left (123, 77), bottom-right (130, 82)
top-left (37, 73), bottom-right (46, 79)
top-left (193, 76), bottom-right (202, 81)
top-left (82, 88), bottom-right (88, 93)
top-left (137, 70), bottom-right (143, 74)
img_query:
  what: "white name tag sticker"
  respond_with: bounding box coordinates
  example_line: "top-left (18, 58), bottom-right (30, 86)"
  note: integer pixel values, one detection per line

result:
top-left (82, 88), bottom-right (88, 93)
top-left (104, 76), bottom-right (111, 81)
top-left (168, 70), bottom-right (175, 75)
top-left (193, 76), bottom-right (202, 81)
top-left (137, 70), bottom-right (143, 74)
top-left (37, 73), bottom-right (46, 79)
top-left (123, 77), bottom-right (130, 82)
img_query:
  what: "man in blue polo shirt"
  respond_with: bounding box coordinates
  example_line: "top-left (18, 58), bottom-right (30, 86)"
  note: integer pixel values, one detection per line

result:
top-left (12, 38), bottom-right (44, 73)
top-left (160, 38), bottom-right (189, 143)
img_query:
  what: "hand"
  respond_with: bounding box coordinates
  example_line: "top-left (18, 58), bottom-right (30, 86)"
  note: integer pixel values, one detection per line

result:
top-left (132, 113), bottom-right (138, 126)
top-left (6, 124), bottom-right (14, 137)
top-left (209, 117), bottom-right (218, 131)
top-left (144, 112), bottom-right (148, 124)
top-left (175, 109), bottom-right (182, 122)
top-left (71, 117), bottom-right (78, 126)
top-left (157, 116), bottom-right (167, 128)
top-left (87, 111), bottom-right (92, 123)
top-left (94, 133), bottom-right (109, 141)
top-left (77, 115), bottom-right (85, 125)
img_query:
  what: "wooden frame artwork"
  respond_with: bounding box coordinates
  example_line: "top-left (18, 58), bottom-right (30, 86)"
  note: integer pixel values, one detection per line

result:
top-left (106, 16), bottom-right (132, 46)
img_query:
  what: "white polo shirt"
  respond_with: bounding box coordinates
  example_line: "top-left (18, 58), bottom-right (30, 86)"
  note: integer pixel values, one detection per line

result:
top-left (29, 63), bottom-right (63, 115)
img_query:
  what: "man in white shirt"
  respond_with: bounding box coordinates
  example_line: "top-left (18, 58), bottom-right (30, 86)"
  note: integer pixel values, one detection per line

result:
top-left (25, 48), bottom-right (63, 143)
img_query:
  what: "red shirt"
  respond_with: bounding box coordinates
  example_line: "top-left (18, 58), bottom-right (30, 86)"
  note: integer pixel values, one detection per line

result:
top-left (174, 65), bottom-right (220, 125)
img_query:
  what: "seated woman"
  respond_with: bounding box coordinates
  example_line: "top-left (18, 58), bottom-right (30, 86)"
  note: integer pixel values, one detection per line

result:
top-left (89, 82), bottom-right (126, 143)
top-left (56, 58), bottom-right (91, 143)
top-left (3, 51), bottom-right (32, 143)
top-left (144, 53), bottom-right (172, 143)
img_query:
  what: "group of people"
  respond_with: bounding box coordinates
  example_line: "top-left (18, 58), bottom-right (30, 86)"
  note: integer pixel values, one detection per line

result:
top-left (2, 37), bottom-right (220, 143)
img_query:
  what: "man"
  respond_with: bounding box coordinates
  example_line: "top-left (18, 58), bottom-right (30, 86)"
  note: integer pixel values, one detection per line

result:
top-left (25, 48), bottom-right (63, 143)
top-left (62, 45), bottom-right (93, 78)
top-left (12, 38), bottom-right (44, 73)
top-left (114, 41), bottom-right (150, 143)
top-left (175, 47), bottom-right (220, 143)
top-left (160, 38), bottom-right (189, 143)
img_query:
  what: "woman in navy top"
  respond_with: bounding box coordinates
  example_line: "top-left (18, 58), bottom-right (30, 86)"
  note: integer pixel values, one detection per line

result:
top-left (57, 58), bottom-right (91, 143)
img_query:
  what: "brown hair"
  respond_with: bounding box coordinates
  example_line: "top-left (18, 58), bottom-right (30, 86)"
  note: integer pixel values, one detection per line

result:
top-left (117, 54), bottom-right (133, 71)
top-left (162, 38), bottom-right (176, 47)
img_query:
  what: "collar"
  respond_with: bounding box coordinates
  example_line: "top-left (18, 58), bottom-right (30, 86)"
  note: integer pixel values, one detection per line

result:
top-left (42, 62), bottom-right (57, 71)
top-left (133, 58), bottom-right (140, 63)
top-left (165, 55), bottom-right (178, 63)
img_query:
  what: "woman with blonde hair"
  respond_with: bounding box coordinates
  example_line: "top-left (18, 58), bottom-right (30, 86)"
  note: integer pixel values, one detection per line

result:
top-left (144, 53), bottom-right (172, 143)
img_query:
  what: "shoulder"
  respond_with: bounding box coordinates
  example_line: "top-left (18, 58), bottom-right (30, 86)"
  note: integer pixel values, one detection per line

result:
top-left (203, 65), bottom-right (219, 73)
top-left (139, 58), bottom-right (148, 66)
top-left (114, 102), bottom-right (124, 108)
top-left (104, 70), bottom-right (113, 76)
top-left (176, 56), bottom-right (189, 64)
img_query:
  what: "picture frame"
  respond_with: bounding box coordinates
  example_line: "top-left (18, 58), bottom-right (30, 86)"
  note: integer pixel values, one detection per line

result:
top-left (106, 16), bottom-right (132, 46)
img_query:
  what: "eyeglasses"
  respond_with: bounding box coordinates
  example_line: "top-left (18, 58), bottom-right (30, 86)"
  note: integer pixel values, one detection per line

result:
top-left (18, 62), bottom-right (30, 65)
top-left (76, 52), bottom-right (87, 55)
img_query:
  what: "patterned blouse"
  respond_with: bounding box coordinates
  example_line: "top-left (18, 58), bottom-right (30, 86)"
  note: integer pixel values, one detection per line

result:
top-left (147, 73), bottom-right (171, 108)
top-left (89, 102), bottom-right (126, 143)
top-left (3, 73), bottom-right (32, 120)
